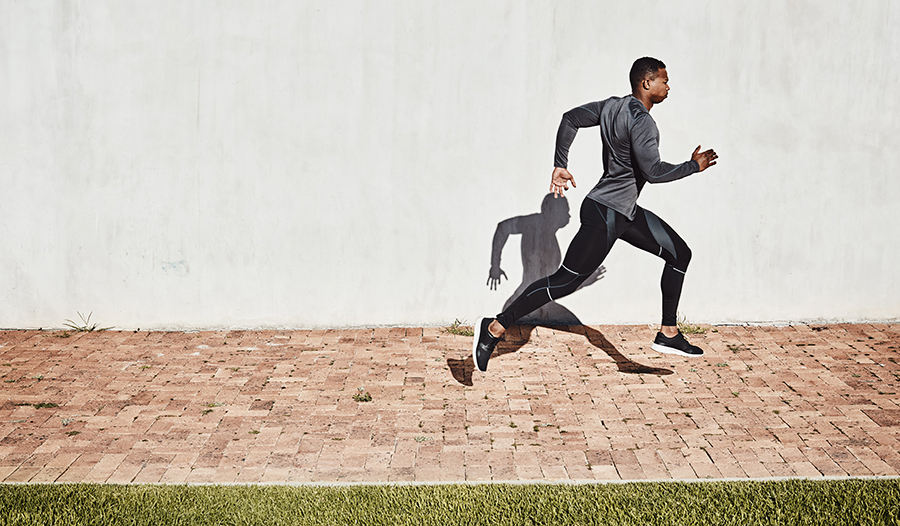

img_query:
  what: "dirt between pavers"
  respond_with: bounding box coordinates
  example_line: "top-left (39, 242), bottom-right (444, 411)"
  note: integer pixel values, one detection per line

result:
top-left (0, 324), bottom-right (899, 483)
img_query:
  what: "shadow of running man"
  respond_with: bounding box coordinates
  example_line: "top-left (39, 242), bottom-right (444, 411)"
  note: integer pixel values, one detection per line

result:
top-left (449, 194), bottom-right (671, 386)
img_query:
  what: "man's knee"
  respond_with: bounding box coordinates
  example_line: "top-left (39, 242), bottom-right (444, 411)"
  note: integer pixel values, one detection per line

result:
top-left (681, 244), bottom-right (692, 266)
top-left (674, 244), bottom-right (691, 272)
top-left (663, 241), bottom-right (691, 272)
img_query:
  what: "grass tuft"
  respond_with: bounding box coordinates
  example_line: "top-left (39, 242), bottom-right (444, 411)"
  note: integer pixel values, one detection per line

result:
top-left (0, 480), bottom-right (897, 525)
top-left (353, 387), bottom-right (373, 402)
top-left (63, 311), bottom-right (110, 332)
top-left (677, 313), bottom-right (708, 335)
top-left (444, 318), bottom-right (475, 337)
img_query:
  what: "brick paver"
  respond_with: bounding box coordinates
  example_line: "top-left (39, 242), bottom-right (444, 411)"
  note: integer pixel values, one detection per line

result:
top-left (0, 324), bottom-right (899, 483)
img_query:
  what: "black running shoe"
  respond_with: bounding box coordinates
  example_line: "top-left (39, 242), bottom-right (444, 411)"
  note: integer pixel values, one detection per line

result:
top-left (651, 331), bottom-right (704, 357)
top-left (473, 317), bottom-right (501, 372)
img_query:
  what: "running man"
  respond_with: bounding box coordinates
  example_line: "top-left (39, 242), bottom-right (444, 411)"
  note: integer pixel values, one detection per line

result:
top-left (473, 57), bottom-right (718, 373)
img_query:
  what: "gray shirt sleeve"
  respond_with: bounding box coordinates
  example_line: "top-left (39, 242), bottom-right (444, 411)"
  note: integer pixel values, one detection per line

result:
top-left (631, 113), bottom-right (699, 183)
top-left (553, 101), bottom-right (604, 169)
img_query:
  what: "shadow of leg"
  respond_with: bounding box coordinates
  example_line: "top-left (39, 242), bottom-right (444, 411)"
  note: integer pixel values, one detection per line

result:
top-left (492, 323), bottom-right (673, 376)
top-left (574, 325), bottom-right (673, 375)
top-left (447, 323), bottom-right (671, 384)
top-left (447, 326), bottom-right (534, 386)
top-left (447, 357), bottom-right (474, 386)
top-left (494, 325), bottom-right (535, 358)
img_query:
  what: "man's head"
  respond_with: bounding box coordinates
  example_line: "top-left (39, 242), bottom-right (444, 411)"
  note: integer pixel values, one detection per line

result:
top-left (630, 57), bottom-right (668, 104)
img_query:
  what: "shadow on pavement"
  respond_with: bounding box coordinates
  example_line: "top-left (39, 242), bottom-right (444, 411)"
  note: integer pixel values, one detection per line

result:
top-left (447, 357), bottom-right (474, 386)
top-left (448, 324), bottom-right (672, 386)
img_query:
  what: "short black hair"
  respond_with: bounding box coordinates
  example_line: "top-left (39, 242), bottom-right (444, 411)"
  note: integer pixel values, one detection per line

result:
top-left (630, 57), bottom-right (666, 91)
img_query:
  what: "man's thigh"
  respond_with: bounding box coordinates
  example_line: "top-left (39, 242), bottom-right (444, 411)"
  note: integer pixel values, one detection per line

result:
top-left (619, 207), bottom-right (688, 264)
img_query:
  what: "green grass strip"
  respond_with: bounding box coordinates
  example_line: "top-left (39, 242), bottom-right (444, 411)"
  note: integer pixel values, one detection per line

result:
top-left (1, 479), bottom-right (898, 525)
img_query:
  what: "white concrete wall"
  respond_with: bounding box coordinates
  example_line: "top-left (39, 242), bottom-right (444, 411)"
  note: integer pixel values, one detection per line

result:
top-left (1, 1), bottom-right (898, 329)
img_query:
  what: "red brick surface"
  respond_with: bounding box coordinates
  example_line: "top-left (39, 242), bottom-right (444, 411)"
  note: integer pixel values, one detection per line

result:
top-left (1, 324), bottom-right (898, 483)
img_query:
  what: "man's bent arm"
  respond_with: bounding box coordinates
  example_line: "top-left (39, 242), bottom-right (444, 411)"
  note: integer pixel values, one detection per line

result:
top-left (631, 115), bottom-right (698, 183)
top-left (553, 101), bottom-right (604, 169)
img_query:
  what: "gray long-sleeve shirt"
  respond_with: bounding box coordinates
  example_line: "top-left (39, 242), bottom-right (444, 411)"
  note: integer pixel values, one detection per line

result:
top-left (554, 95), bottom-right (699, 220)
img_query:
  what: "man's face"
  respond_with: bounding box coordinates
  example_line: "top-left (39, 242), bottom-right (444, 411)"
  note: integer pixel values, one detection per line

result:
top-left (646, 68), bottom-right (669, 104)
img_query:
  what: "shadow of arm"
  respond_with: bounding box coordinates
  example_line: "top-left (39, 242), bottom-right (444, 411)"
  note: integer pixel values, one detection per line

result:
top-left (488, 217), bottom-right (526, 289)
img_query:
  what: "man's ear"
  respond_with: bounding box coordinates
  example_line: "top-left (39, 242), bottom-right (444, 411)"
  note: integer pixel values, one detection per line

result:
top-left (642, 79), bottom-right (650, 91)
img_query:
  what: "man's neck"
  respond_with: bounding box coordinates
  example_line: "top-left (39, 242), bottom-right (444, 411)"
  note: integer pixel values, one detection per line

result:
top-left (632, 91), bottom-right (653, 111)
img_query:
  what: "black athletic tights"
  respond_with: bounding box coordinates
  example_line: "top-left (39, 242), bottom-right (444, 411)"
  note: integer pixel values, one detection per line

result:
top-left (496, 198), bottom-right (691, 329)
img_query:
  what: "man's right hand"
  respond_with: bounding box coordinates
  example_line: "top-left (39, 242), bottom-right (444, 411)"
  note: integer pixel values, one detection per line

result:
top-left (691, 145), bottom-right (718, 171)
top-left (550, 167), bottom-right (576, 198)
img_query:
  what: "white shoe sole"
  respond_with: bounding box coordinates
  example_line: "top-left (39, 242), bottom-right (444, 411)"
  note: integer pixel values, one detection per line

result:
top-left (651, 342), bottom-right (703, 357)
top-left (473, 317), bottom-right (486, 372)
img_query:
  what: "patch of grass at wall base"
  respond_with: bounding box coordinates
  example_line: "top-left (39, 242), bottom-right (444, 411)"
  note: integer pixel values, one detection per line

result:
top-left (1, 479), bottom-right (898, 525)
top-left (444, 318), bottom-right (474, 337)
top-left (677, 313), bottom-right (708, 335)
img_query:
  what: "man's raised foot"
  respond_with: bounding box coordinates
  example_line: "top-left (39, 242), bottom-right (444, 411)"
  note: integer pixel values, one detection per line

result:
top-left (473, 317), bottom-right (501, 372)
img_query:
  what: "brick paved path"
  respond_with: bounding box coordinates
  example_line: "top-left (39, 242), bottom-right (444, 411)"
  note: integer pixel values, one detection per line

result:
top-left (0, 324), bottom-right (898, 484)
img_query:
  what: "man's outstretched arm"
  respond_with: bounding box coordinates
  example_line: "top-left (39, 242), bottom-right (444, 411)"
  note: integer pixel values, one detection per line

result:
top-left (632, 116), bottom-right (717, 183)
top-left (631, 117), bottom-right (697, 183)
